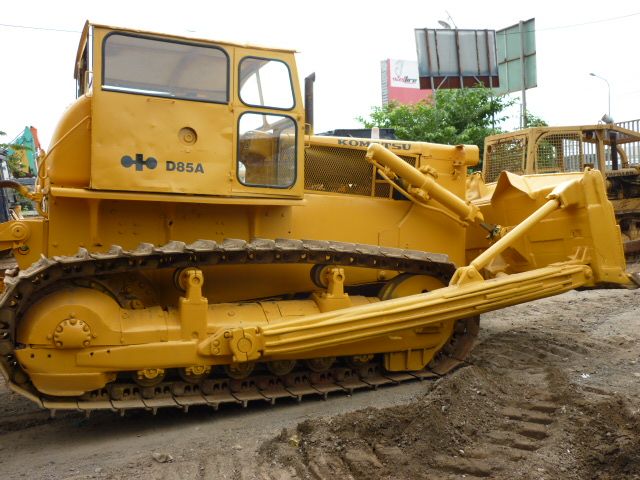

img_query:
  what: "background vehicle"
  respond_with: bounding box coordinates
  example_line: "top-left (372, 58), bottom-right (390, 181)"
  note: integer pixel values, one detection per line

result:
top-left (0, 22), bottom-right (634, 414)
top-left (481, 123), bottom-right (640, 256)
top-left (0, 126), bottom-right (40, 222)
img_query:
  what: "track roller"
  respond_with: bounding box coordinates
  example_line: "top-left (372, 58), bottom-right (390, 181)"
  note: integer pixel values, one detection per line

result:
top-left (305, 357), bottom-right (335, 373)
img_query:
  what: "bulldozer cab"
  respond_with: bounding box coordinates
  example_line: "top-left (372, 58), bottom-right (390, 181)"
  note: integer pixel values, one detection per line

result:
top-left (483, 124), bottom-right (640, 183)
top-left (75, 22), bottom-right (304, 199)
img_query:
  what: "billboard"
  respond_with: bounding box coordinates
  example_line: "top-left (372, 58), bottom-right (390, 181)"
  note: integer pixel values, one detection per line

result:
top-left (414, 28), bottom-right (500, 89)
top-left (494, 18), bottom-right (537, 95)
top-left (381, 59), bottom-right (431, 106)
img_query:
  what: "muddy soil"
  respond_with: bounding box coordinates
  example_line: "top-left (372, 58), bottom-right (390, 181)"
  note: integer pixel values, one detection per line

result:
top-left (1, 278), bottom-right (639, 479)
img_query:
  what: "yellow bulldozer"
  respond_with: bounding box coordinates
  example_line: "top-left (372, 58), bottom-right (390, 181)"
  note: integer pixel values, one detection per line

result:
top-left (0, 22), bottom-right (636, 414)
top-left (480, 123), bottom-right (640, 258)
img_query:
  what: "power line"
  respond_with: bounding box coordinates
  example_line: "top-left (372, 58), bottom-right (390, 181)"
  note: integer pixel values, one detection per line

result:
top-left (442, 11), bottom-right (640, 36)
top-left (0, 22), bottom-right (80, 34)
top-left (496, 11), bottom-right (640, 36)
top-left (538, 11), bottom-right (640, 32)
top-left (2, 10), bottom-right (639, 37)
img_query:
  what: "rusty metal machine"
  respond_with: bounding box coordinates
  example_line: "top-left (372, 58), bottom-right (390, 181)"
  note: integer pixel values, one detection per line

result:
top-left (0, 22), bottom-right (636, 414)
top-left (481, 124), bottom-right (640, 257)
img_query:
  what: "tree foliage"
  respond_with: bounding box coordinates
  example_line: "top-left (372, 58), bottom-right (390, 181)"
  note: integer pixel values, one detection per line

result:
top-left (357, 86), bottom-right (516, 158)
top-left (0, 130), bottom-right (29, 176)
top-left (524, 111), bottom-right (548, 127)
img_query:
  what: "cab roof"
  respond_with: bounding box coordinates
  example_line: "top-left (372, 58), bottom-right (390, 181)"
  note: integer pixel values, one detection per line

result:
top-left (486, 124), bottom-right (640, 146)
top-left (74, 20), bottom-right (297, 79)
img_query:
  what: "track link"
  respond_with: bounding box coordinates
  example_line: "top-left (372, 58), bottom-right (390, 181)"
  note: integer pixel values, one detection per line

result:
top-left (0, 238), bottom-right (478, 415)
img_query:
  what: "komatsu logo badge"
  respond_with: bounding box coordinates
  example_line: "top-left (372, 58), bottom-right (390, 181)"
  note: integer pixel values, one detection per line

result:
top-left (120, 154), bottom-right (204, 173)
top-left (121, 153), bottom-right (158, 171)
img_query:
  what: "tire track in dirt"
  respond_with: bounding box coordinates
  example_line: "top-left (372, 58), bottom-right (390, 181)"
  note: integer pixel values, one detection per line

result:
top-left (259, 342), bottom-right (565, 478)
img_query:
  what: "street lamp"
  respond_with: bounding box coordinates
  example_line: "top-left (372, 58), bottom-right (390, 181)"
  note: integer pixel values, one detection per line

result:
top-left (589, 72), bottom-right (611, 119)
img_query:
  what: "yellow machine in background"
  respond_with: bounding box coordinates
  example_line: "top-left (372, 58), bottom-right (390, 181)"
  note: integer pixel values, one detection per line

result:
top-left (0, 22), bottom-right (635, 413)
top-left (481, 124), bottom-right (640, 257)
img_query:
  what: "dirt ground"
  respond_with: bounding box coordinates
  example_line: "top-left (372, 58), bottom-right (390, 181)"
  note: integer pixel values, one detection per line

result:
top-left (1, 268), bottom-right (639, 479)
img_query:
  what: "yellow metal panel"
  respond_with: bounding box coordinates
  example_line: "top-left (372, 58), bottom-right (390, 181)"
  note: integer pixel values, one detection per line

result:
top-left (49, 186), bottom-right (307, 206)
top-left (47, 96), bottom-right (92, 188)
top-left (90, 27), bottom-right (234, 195)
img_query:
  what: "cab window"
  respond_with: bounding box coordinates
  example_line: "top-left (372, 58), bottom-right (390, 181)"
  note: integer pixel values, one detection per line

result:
top-left (239, 57), bottom-right (294, 109)
top-left (237, 112), bottom-right (296, 188)
top-left (102, 33), bottom-right (228, 103)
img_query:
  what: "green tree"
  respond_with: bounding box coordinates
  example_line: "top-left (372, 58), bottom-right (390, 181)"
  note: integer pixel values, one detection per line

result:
top-left (357, 86), bottom-right (516, 161)
top-left (0, 130), bottom-right (30, 176)
top-left (524, 111), bottom-right (548, 127)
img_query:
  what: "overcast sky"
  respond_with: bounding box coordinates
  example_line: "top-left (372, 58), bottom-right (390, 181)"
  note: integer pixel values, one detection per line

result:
top-left (1, 0), bottom-right (639, 147)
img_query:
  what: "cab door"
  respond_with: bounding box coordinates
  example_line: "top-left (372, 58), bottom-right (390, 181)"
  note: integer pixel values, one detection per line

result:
top-left (230, 47), bottom-right (305, 198)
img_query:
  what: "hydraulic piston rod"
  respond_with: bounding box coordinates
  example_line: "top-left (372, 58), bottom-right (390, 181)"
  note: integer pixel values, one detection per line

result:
top-left (366, 143), bottom-right (483, 223)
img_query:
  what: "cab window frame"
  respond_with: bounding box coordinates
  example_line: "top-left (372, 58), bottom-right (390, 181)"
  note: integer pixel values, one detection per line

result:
top-left (76, 45), bottom-right (90, 98)
top-left (236, 110), bottom-right (298, 189)
top-left (101, 31), bottom-right (230, 104)
top-left (238, 56), bottom-right (296, 111)
top-left (75, 28), bottom-right (94, 99)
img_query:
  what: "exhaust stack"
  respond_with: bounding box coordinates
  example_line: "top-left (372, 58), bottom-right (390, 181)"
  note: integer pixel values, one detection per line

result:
top-left (304, 73), bottom-right (316, 135)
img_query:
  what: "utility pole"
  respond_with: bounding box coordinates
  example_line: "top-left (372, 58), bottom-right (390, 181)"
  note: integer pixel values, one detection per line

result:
top-left (519, 20), bottom-right (527, 128)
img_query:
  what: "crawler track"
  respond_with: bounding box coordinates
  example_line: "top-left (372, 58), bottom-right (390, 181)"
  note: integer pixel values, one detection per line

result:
top-left (0, 238), bottom-right (478, 415)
